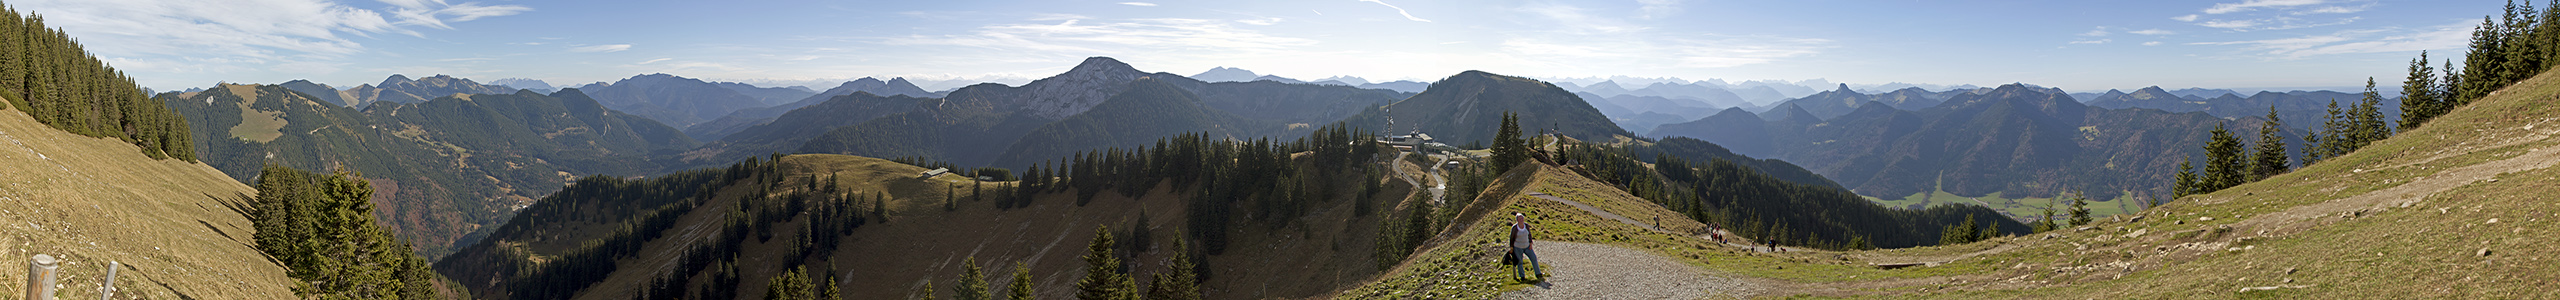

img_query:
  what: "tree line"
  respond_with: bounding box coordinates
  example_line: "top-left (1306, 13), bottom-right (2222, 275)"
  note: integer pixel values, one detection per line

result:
top-left (0, 2), bottom-right (194, 160)
top-left (249, 166), bottom-right (440, 299)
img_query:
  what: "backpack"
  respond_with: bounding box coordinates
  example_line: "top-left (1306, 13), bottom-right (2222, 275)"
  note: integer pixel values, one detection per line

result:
top-left (1503, 248), bottom-right (1520, 265)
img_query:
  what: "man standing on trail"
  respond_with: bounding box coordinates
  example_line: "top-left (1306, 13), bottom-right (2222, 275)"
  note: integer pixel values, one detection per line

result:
top-left (1510, 212), bottom-right (1546, 281)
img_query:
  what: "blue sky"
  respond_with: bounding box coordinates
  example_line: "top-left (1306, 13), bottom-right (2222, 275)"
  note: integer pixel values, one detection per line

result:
top-left (18, 0), bottom-right (2503, 93)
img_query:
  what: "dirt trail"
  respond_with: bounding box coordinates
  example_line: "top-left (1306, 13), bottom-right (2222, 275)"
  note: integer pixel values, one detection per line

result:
top-left (1496, 242), bottom-right (1760, 300)
top-left (2236, 134), bottom-right (2560, 235)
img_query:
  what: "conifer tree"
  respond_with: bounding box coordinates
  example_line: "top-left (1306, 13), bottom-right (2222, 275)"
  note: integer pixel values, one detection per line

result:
top-left (2403, 51), bottom-right (2447, 129)
top-left (955, 257), bottom-right (990, 300)
top-left (2251, 106), bottom-right (2291, 180)
top-left (1146, 238), bottom-right (1202, 300)
top-left (1010, 262), bottom-right (1035, 300)
top-left (2347, 79), bottom-right (2393, 149)
top-left (2202, 123), bottom-right (2247, 192)
top-left (2066, 190), bottom-right (2093, 227)
top-left (1075, 226), bottom-right (1134, 300)
top-left (766, 266), bottom-right (814, 300)
top-left (2173, 160), bottom-right (2199, 199)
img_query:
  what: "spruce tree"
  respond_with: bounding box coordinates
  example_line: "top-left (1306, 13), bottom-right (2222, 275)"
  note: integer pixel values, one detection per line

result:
top-left (955, 257), bottom-right (990, 300)
top-left (2173, 160), bottom-right (2198, 199)
top-left (918, 282), bottom-right (937, 300)
top-left (1146, 238), bottom-right (1202, 300)
top-left (2202, 123), bottom-right (2247, 192)
top-left (2251, 106), bottom-right (2291, 180)
top-left (2347, 79), bottom-right (2393, 150)
top-left (1075, 226), bottom-right (1134, 300)
top-left (2402, 51), bottom-right (2446, 129)
top-left (766, 266), bottom-right (814, 300)
top-left (1490, 112), bottom-right (1527, 175)
top-left (1009, 262), bottom-right (1036, 300)
top-left (2067, 191), bottom-right (2093, 227)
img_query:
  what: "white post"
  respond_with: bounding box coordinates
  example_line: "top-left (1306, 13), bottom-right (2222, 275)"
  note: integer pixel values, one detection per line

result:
top-left (96, 261), bottom-right (115, 300)
top-left (25, 254), bottom-right (57, 300)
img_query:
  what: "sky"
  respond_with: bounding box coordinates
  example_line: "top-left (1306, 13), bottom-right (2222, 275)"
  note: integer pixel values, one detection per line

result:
top-left (14, 0), bottom-right (2508, 93)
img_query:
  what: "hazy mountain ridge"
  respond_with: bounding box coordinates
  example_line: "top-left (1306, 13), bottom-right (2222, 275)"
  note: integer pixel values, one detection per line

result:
top-left (577, 73), bottom-right (771, 128)
top-left (683, 77), bottom-right (943, 141)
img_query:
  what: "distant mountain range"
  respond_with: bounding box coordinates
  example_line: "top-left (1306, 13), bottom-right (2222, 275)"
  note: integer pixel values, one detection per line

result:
top-left (1333, 70), bottom-right (1635, 147)
top-left (489, 78), bottom-right (557, 93)
top-left (712, 57), bottom-right (1397, 170)
top-left (683, 77), bottom-right (943, 141)
top-left (276, 74), bottom-right (523, 107)
top-left (1653, 84), bottom-right (2239, 201)
top-left (2079, 86), bottom-right (2396, 132)
top-left (710, 81), bottom-right (817, 106)
top-left (574, 73), bottom-right (771, 128)
top-left (160, 84), bottom-right (694, 256)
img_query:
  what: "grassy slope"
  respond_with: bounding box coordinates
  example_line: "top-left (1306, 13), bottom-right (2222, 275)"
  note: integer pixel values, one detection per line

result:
top-left (1780, 69), bottom-right (2560, 298)
top-left (0, 103), bottom-right (296, 299)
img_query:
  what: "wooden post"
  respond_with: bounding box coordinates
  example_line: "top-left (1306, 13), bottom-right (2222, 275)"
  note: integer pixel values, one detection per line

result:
top-left (25, 254), bottom-right (56, 300)
top-left (96, 261), bottom-right (115, 300)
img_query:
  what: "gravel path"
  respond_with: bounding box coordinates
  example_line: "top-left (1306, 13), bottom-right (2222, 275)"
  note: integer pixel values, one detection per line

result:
top-left (1497, 241), bottom-right (1759, 300)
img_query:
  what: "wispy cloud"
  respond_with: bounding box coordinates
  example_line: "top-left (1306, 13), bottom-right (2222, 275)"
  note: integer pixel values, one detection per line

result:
top-left (2130, 29), bottom-right (2176, 35)
top-left (2081, 27), bottom-right (2111, 37)
top-left (2143, 41), bottom-right (2165, 46)
top-left (637, 58), bottom-right (673, 64)
top-left (1236, 17), bottom-right (1283, 25)
top-left (382, 0), bottom-right (532, 29)
top-left (2184, 0), bottom-right (2370, 31)
top-left (883, 17), bottom-right (1319, 59)
top-left (2070, 39), bottom-right (2112, 45)
top-left (2204, 0), bottom-right (2327, 14)
top-left (1358, 0), bottom-right (1432, 22)
top-left (12, 0), bottom-right (526, 81)
top-left (1118, 2), bottom-right (1157, 7)
top-left (1636, 0), bottom-right (1682, 19)
top-left (2191, 22), bottom-right (2469, 58)
top-left (1518, 2), bottom-right (1646, 34)
top-left (571, 44), bottom-right (633, 53)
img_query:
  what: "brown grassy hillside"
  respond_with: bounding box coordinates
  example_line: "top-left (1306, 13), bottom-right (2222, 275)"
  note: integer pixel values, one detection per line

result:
top-left (443, 153), bottom-right (1414, 299)
top-left (0, 101), bottom-right (296, 298)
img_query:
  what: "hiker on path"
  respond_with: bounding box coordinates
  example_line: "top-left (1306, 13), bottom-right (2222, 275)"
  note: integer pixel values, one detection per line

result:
top-left (1509, 212), bottom-right (1546, 281)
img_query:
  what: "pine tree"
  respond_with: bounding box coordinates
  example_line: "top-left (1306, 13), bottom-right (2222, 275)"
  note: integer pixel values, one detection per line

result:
top-left (2347, 79), bottom-right (2394, 150)
top-left (2034, 204), bottom-right (2058, 232)
top-left (2173, 159), bottom-right (2199, 199)
top-left (2202, 123), bottom-right (2247, 192)
top-left (1010, 262), bottom-right (1036, 300)
top-left (2067, 190), bottom-right (2093, 227)
top-left (2305, 98), bottom-right (2347, 164)
top-left (2251, 106), bottom-right (2291, 180)
top-left (955, 257), bottom-right (990, 300)
top-left (2403, 51), bottom-right (2447, 129)
top-left (1146, 238), bottom-right (1202, 300)
top-left (1075, 226), bottom-right (1134, 300)
top-left (1490, 112), bottom-right (1529, 175)
top-left (766, 266), bottom-right (815, 300)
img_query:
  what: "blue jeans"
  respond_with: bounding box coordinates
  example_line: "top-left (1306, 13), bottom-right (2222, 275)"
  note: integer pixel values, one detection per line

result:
top-left (1512, 246), bottom-right (1543, 279)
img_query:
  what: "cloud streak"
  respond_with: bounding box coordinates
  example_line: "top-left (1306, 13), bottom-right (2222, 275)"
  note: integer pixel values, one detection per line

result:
top-left (2191, 23), bottom-right (2468, 58)
top-left (1359, 0), bottom-right (1432, 22)
top-left (2204, 0), bottom-right (2328, 14)
top-left (571, 44), bottom-right (633, 53)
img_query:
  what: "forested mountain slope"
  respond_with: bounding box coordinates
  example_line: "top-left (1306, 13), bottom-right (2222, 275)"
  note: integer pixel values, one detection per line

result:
top-left (162, 86), bottom-right (694, 256)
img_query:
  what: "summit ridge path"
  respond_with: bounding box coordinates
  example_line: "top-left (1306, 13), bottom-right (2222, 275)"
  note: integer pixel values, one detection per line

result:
top-left (1495, 241), bottom-right (1760, 299)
